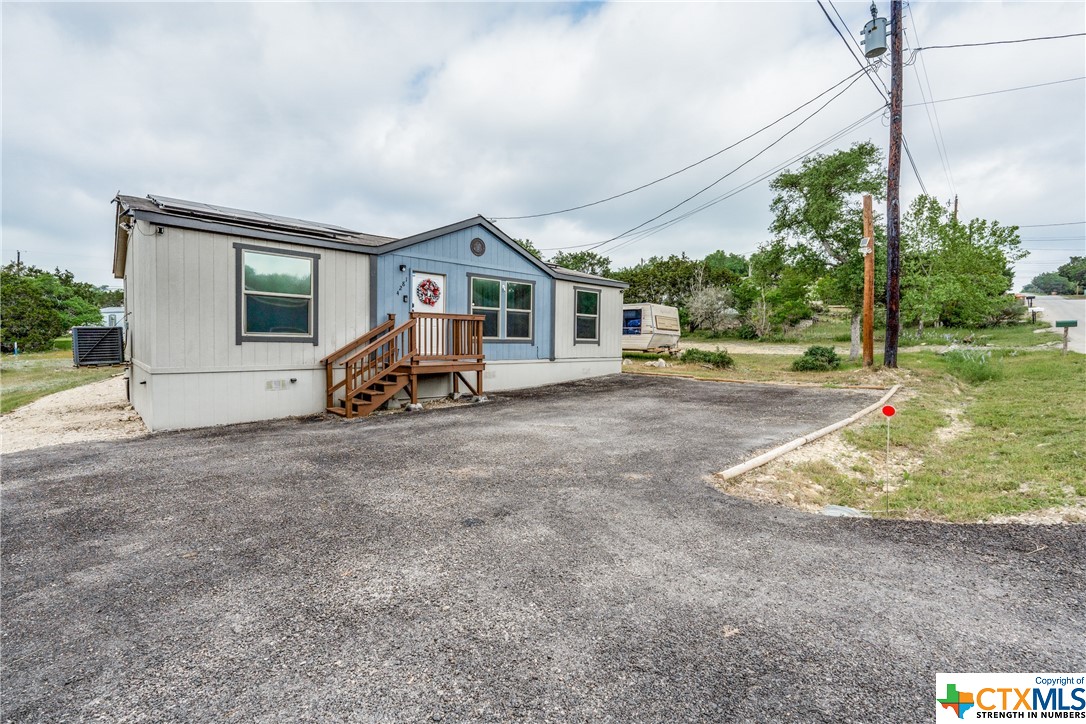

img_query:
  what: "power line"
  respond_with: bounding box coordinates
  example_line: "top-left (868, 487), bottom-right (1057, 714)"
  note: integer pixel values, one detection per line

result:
top-left (489, 67), bottom-right (866, 221)
top-left (914, 32), bottom-right (1086, 52)
top-left (1016, 220), bottom-right (1086, 228)
top-left (904, 76), bottom-right (1085, 107)
top-left (599, 108), bottom-right (888, 254)
top-left (540, 104), bottom-right (886, 253)
top-left (819, 0), bottom-right (928, 194)
top-left (905, 6), bottom-right (955, 197)
top-left (572, 72), bottom-right (871, 253)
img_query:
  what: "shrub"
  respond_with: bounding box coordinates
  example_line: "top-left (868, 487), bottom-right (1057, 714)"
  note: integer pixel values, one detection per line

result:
top-left (737, 324), bottom-right (758, 340)
top-left (622, 351), bottom-right (669, 362)
top-left (791, 345), bottom-right (841, 372)
top-left (680, 347), bottom-right (734, 369)
top-left (943, 349), bottom-right (1003, 383)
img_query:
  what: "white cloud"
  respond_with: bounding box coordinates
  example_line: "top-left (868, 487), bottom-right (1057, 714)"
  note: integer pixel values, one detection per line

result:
top-left (2, 1), bottom-right (1083, 292)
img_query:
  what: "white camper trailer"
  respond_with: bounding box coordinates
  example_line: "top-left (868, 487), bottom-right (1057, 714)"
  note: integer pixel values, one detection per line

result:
top-left (622, 303), bottom-right (681, 351)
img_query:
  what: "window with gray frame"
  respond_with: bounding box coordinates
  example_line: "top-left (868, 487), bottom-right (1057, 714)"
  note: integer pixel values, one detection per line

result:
top-left (506, 282), bottom-right (533, 339)
top-left (236, 244), bottom-right (319, 344)
top-left (575, 288), bottom-right (600, 343)
top-left (470, 276), bottom-right (534, 341)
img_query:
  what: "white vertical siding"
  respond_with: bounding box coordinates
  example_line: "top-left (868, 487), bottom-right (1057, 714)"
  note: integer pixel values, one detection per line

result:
top-left (553, 280), bottom-right (623, 360)
top-left (129, 223), bottom-right (371, 372)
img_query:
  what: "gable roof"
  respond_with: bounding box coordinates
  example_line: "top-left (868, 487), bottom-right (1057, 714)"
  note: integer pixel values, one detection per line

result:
top-left (113, 194), bottom-right (627, 288)
top-left (376, 215), bottom-right (627, 288)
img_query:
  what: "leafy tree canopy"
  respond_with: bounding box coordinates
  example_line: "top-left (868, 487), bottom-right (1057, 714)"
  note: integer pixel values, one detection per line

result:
top-left (769, 140), bottom-right (884, 265)
top-left (1023, 272), bottom-right (1075, 295)
top-left (704, 250), bottom-right (748, 277)
top-left (1056, 257), bottom-right (1086, 291)
top-left (902, 195), bottom-right (1025, 328)
top-left (513, 238), bottom-right (543, 260)
top-left (0, 263), bottom-right (118, 352)
top-left (550, 251), bottom-right (612, 277)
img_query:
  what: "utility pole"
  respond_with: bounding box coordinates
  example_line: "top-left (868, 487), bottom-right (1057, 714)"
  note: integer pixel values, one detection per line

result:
top-left (883, 0), bottom-right (903, 368)
top-left (952, 194), bottom-right (959, 222)
top-left (863, 194), bottom-right (875, 367)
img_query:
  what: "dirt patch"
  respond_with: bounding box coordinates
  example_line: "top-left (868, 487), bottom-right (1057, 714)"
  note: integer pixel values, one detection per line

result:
top-left (1, 375), bottom-right (147, 455)
top-left (936, 405), bottom-right (972, 444)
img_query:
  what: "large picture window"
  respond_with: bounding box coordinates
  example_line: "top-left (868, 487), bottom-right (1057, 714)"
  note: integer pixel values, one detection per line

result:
top-left (575, 288), bottom-right (600, 343)
top-left (470, 275), bottom-right (534, 342)
top-left (235, 244), bottom-right (319, 344)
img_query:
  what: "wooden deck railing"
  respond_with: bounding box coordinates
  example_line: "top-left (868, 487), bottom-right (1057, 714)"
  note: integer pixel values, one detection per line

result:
top-left (410, 312), bottom-right (485, 361)
top-left (324, 312), bottom-right (486, 414)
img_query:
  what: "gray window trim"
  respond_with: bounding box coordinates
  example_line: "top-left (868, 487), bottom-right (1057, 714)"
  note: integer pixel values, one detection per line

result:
top-left (234, 242), bottom-right (320, 345)
top-left (467, 273), bottom-right (536, 345)
top-left (573, 287), bottom-right (601, 346)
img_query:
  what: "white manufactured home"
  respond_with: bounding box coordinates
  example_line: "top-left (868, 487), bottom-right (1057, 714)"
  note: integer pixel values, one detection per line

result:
top-left (113, 194), bottom-right (627, 431)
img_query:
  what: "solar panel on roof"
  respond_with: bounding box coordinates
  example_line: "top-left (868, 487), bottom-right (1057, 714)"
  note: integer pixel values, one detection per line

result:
top-left (147, 195), bottom-right (357, 239)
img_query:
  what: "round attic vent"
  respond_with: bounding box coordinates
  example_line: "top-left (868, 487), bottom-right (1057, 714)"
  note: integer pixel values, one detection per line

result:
top-left (470, 237), bottom-right (486, 256)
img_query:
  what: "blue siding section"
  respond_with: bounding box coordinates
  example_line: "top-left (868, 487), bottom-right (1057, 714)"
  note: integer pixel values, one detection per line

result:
top-left (374, 226), bottom-right (553, 361)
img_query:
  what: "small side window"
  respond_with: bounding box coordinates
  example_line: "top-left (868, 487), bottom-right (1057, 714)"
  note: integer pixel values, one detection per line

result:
top-left (575, 289), bottom-right (599, 343)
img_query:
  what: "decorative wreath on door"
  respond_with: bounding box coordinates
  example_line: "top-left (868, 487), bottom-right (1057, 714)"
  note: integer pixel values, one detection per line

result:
top-left (415, 278), bottom-right (442, 307)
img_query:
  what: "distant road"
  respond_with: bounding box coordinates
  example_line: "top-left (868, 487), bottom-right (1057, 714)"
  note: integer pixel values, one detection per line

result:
top-left (1036, 296), bottom-right (1086, 354)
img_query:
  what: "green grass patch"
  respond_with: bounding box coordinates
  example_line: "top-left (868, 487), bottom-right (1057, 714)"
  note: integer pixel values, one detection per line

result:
top-left (943, 349), bottom-right (1003, 383)
top-left (843, 351), bottom-right (1084, 520)
top-left (52, 336), bottom-right (73, 351)
top-left (636, 346), bottom-right (1085, 521)
top-left (1, 349), bottom-right (120, 414)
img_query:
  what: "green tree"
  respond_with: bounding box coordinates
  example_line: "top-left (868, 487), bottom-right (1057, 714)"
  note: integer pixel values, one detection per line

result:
top-left (0, 263), bottom-right (113, 352)
top-left (550, 251), bottom-right (612, 277)
top-left (1023, 272), bottom-right (1075, 295)
top-left (704, 250), bottom-right (748, 277)
top-left (902, 196), bottom-right (1025, 330)
top-left (769, 141), bottom-right (884, 356)
top-left (1056, 257), bottom-right (1086, 293)
top-left (513, 238), bottom-right (543, 260)
top-left (1, 265), bottom-right (68, 351)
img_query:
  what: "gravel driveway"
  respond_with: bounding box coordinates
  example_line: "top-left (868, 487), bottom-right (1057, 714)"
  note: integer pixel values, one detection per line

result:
top-left (2, 374), bottom-right (1083, 722)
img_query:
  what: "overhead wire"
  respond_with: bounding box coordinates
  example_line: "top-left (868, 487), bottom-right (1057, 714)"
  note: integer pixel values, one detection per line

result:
top-left (905, 4), bottom-right (956, 196)
top-left (557, 71), bottom-right (873, 254)
top-left (1015, 221), bottom-right (1086, 228)
top-left (600, 108), bottom-right (888, 254)
top-left (912, 32), bottom-right (1086, 52)
top-left (488, 67), bottom-right (867, 221)
top-left (540, 104), bottom-right (886, 253)
top-left (819, 0), bottom-right (929, 194)
top-left (904, 76), bottom-right (1085, 107)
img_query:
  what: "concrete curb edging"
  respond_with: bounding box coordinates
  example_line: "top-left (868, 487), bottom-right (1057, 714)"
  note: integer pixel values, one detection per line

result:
top-left (714, 384), bottom-right (901, 482)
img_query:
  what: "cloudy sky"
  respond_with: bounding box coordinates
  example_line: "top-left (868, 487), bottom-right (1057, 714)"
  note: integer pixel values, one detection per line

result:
top-left (3, 2), bottom-right (1083, 291)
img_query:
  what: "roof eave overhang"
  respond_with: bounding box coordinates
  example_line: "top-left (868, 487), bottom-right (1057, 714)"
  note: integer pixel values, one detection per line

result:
top-left (127, 209), bottom-right (381, 255)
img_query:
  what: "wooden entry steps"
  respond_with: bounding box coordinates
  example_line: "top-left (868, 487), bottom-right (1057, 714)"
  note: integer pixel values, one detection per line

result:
top-left (321, 313), bottom-right (485, 418)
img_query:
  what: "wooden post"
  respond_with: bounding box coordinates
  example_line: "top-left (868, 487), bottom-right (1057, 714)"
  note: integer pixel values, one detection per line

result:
top-left (1064, 327), bottom-right (1070, 355)
top-left (863, 194), bottom-right (875, 368)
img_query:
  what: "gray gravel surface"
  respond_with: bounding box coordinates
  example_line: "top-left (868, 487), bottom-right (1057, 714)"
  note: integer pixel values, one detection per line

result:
top-left (2, 374), bottom-right (1083, 722)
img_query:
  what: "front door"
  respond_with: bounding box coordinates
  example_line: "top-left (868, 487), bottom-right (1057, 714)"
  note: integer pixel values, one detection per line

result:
top-left (411, 272), bottom-right (446, 356)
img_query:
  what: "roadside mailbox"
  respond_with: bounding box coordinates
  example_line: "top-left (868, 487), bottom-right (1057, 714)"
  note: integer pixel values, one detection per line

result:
top-left (1055, 320), bottom-right (1078, 354)
top-left (1030, 306), bottom-right (1044, 323)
